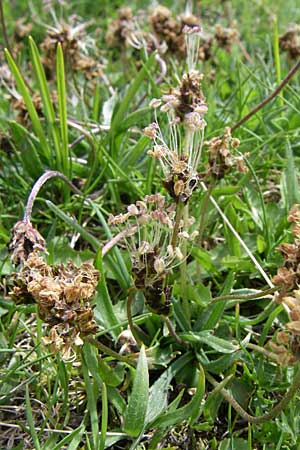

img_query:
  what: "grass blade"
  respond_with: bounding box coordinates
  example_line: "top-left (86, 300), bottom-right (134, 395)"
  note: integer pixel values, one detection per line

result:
top-left (100, 383), bottom-right (108, 450)
top-left (56, 43), bottom-right (70, 176)
top-left (28, 36), bottom-right (61, 170)
top-left (25, 384), bottom-right (41, 450)
top-left (5, 48), bottom-right (51, 162)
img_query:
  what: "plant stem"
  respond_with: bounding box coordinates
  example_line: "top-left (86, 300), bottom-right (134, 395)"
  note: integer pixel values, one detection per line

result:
top-left (164, 317), bottom-right (186, 345)
top-left (23, 170), bottom-right (81, 223)
top-left (171, 200), bottom-right (184, 248)
top-left (180, 204), bottom-right (190, 323)
top-left (198, 182), bottom-right (214, 245)
top-left (126, 288), bottom-right (143, 348)
top-left (85, 336), bottom-right (135, 366)
top-left (231, 58), bottom-right (300, 132)
top-left (205, 365), bottom-right (300, 424)
top-left (0, 1), bottom-right (11, 54)
top-left (211, 287), bottom-right (277, 304)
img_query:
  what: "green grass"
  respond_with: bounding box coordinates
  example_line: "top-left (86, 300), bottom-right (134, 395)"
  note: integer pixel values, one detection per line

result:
top-left (1, 0), bottom-right (300, 449)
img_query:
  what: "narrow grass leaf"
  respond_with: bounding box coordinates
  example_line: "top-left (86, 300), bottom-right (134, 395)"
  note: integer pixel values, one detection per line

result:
top-left (5, 49), bottom-right (50, 161)
top-left (56, 43), bottom-right (70, 175)
top-left (124, 345), bottom-right (149, 437)
top-left (29, 37), bottom-right (61, 170)
top-left (82, 355), bottom-right (100, 450)
top-left (9, 121), bottom-right (43, 178)
top-left (25, 384), bottom-right (41, 450)
top-left (51, 425), bottom-right (85, 450)
top-left (111, 53), bottom-right (156, 137)
top-left (283, 140), bottom-right (300, 209)
top-left (100, 383), bottom-right (108, 450)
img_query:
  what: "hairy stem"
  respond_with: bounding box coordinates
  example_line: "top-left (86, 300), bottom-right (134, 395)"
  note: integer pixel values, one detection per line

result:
top-left (23, 171), bottom-right (82, 223)
top-left (171, 200), bottom-right (184, 248)
top-left (211, 287), bottom-right (277, 304)
top-left (205, 365), bottom-right (300, 424)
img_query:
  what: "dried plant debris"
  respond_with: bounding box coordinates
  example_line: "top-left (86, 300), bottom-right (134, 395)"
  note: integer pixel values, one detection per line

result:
top-left (280, 24), bottom-right (300, 59)
top-left (214, 23), bottom-right (238, 52)
top-left (10, 220), bottom-right (46, 265)
top-left (273, 204), bottom-right (300, 293)
top-left (105, 7), bottom-right (137, 49)
top-left (12, 91), bottom-right (57, 126)
top-left (149, 6), bottom-right (200, 56)
top-left (10, 252), bottom-right (99, 359)
top-left (40, 15), bottom-right (102, 82)
top-left (205, 126), bottom-right (247, 180)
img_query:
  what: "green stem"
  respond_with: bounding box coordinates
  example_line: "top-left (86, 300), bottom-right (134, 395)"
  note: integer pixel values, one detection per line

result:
top-left (85, 336), bottom-right (135, 366)
top-left (180, 204), bottom-right (190, 323)
top-left (211, 287), bottom-right (277, 304)
top-left (198, 183), bottom-right (214, 245)
top-left (171, 200), bottom-right (184, 248)
top-left (126, 288), bottom-right (144, 347)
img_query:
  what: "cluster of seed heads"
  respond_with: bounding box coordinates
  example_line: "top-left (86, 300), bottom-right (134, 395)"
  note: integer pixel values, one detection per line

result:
top-left (9, 220), bottom-right (99, 359)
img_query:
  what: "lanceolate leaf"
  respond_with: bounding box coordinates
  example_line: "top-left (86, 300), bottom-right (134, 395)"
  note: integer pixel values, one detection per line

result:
top-left (124, 345), bottom-right (149, 437)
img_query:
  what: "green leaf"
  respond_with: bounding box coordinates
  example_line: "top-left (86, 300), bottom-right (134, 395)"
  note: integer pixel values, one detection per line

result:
top-left (94, 249), bottom-right (122, 339)
top-left (100, 383), bottom-right (108, 450)
top-left (124, 345), bottom-right (149, 437)
top-left (29, 36), bottom-right (61, 168)
top-left (51, 425), bottom-right (85, 450)
top-left (26, 384), bottom-right (41, 450)
top-left (181, 331), bottom-right (239, 353)
top-left (146, 353), bottom-right (193, 424)
top-left (150, 364), bottom-right (205, 429)
top-left (5, 48), bottom-right (50, 162)
top-left (82, 355), bottom-right (100, 449)
top-left (111, 53), bottom-right (156, 133)
top-left (56, 43), bottom-right (70, 175)
top-left (9, 121), bottom-right (43, 178)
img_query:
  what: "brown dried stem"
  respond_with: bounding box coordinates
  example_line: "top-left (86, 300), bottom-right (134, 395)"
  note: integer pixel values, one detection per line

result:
top-left (205, 364), bottom-right (300, 424)
top-left (231, 59), bottom-right (300, 132)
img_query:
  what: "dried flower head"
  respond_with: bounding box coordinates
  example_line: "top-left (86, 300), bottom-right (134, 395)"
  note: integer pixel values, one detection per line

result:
top-left (108, 194), bottom-right (198, 314)
top-left (146, 66), bottom-right (207, 202)
top-left (40, 17), bottom-right (94, 75)
top-left (149, 6), bottom-right (200, 57)
top-left (12, 91), bottom-right (57, 127)
top-left (273, 205), bottom-right (300, 294)
top-left (106, 7), bottom-right (136, 48)
top-left (14, 18), bottom-right (33, 41)
top-left (10, 253), bottom-right (99, 360)
top-left (214, 23), bottom-right (238, 52)
top-left (205, 127), bottom-right (247, 180)
top-left (10, 220), bottom-right (46, 265)
top-left (279, 25), bottom-right (300, 59)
